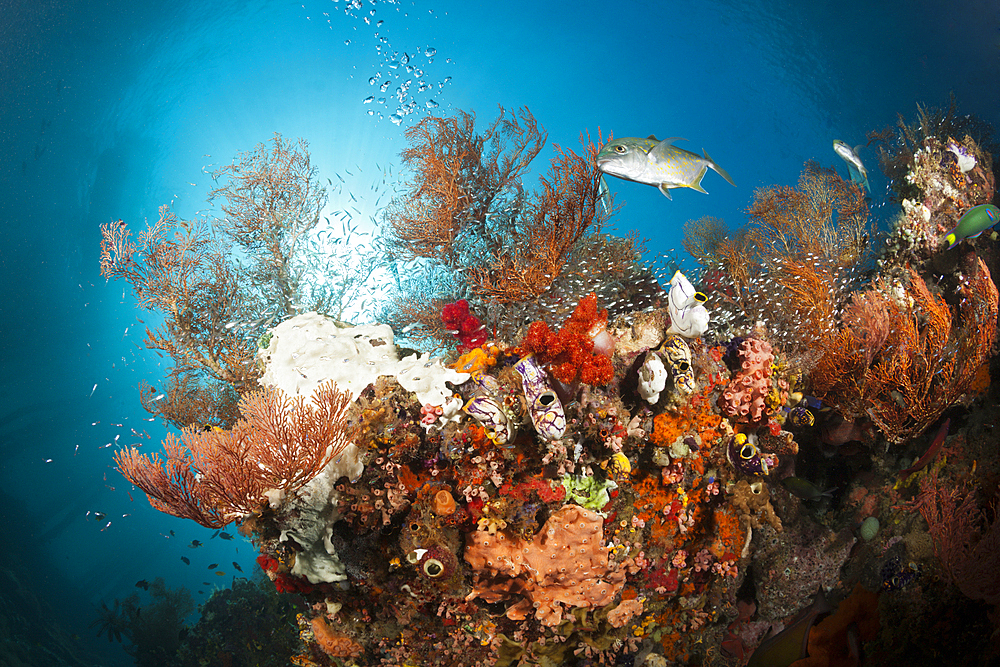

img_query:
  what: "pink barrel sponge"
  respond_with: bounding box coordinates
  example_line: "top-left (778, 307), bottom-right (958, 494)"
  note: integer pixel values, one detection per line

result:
top-left (719, 338), bottom-right (787, 423)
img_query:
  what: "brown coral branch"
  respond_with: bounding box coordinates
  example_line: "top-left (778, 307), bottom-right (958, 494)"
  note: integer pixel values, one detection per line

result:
top-left (811, 261), bottom-right (997, 444)
top-left (116, 381), bottom-right (357, 528)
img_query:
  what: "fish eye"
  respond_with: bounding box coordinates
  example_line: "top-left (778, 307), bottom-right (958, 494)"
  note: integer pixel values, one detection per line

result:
top-left (614, 145), bottom-right (626, 154)
top-left (423, 558), bottom-right (445, 578)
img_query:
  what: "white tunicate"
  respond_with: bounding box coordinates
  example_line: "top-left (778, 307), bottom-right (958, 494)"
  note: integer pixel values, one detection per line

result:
top-left (426, 99), bottom-right (439, 109)
top-left (380, 81), bottom-right (390, 92)
top-left (344, 39), bottom-right (351, 45)
top-left (363, 95), bottom-right (374, 104)
top-left (368, 76), bottom-right (378, 85)
top-left (425, 46), bottom-right (436, 57)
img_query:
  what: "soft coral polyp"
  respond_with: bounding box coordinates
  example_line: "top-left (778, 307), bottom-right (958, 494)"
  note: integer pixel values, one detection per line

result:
top-left (520, 293), bottom-right (614, 385)
top-left (441, 299), bottom-right (487, 349)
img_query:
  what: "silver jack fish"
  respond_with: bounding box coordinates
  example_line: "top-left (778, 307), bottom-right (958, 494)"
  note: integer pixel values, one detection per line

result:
top-left (832, 140), bottom-right (870, 193)
top-left (596, 136), bottom-right (735, 199)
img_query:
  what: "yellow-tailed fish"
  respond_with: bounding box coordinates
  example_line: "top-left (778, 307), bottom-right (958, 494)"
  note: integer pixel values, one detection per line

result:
top-left (596, 136), bottom-right (735, 200)
top-left (943, 204), bottom-right (999, 249)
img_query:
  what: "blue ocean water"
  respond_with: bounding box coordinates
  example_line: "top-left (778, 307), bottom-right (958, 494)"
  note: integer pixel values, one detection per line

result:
top-left (0, 0), bottom-right (997, 664)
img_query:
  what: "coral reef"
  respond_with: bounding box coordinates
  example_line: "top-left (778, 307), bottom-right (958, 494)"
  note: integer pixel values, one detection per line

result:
top-left (108, 103), bottom-right (1000, 667)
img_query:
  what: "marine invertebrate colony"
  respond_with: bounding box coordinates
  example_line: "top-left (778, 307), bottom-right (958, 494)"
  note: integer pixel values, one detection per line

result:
top-left (107, 102), bottom-right (1000, 667)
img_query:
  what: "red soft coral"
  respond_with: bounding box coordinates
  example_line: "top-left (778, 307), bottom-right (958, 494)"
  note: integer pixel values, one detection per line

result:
top-left (520, 293), bottom-right (613, 385)
top-left (441, 299), bottom-right (487, 350)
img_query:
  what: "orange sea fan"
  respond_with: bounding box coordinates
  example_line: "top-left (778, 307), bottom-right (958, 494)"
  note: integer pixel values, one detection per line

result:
top-left (116, 381), bottom-right (356, 528)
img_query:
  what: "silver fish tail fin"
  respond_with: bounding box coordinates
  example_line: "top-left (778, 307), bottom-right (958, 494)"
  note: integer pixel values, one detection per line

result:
top-left (703, 149), bottom-right (736, 187)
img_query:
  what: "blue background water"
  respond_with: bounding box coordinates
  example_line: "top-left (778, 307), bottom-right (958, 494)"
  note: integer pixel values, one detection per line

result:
top-left (0, 0), bottom-right (997, 663)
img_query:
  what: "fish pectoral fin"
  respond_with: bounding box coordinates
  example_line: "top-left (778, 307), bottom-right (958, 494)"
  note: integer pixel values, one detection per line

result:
top-left (703, 149), bottom-right (736, 187)
top-left (658, 183), bottom-right (674, 199)
top-left (689, 166), bottom-right (710, 194)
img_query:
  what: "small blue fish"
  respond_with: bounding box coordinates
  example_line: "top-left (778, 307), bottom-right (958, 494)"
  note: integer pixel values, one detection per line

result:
top-left (180, 556), bottom-right (190, 565)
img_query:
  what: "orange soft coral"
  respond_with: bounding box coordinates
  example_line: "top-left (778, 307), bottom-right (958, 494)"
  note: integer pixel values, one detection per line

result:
top-left (520, 293), bottom-right (614, 385)
top-left (709, 506), bottom-right (746, 561)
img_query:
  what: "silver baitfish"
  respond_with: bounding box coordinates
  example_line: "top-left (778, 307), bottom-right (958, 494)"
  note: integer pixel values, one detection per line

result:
top-left (726, 433), bottom-right (770, 476)
top-left (660, 335), bottom-right (697, 394)
top-left (514, 355), bottom-right (567, 440)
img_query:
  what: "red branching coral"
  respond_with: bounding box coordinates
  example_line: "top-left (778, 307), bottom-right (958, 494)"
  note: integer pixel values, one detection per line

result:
top-left (498, 476), bottom-right (566, 504)
top-left (441, 299), bottom-right (487, 349)
top-left (913, 468), bottom-right (1000, 604)
top-left (520, 293), bottom-right (614, 385)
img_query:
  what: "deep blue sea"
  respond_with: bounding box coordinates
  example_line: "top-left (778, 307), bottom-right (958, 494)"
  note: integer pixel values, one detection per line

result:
top-left (1, 0), bottom-right (998, 664)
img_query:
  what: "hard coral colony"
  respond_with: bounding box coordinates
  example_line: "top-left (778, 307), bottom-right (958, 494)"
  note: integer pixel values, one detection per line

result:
top-left (106, 104), bottom-right (1000, 666)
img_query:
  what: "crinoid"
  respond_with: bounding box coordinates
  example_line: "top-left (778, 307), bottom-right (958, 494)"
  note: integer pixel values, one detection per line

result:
top-left (89, 599), bottom-right (130, 643)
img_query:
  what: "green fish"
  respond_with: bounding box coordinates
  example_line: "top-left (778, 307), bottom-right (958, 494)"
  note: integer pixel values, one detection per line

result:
top-left (779, 476), bottom-right (835, 501)
top-left (596, 136), bottom-right (735, 199)
top-left (943, 203), bottom-right (999, 249)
